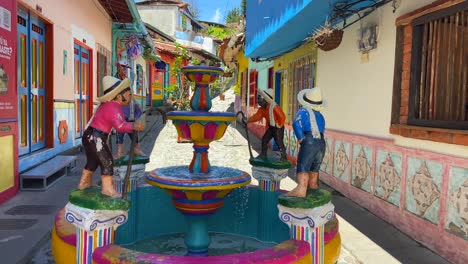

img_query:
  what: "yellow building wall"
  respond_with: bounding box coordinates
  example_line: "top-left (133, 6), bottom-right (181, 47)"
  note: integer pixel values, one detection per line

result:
top-left (236, 50), bottom-right (249, 95)
top-left (273, 42), bottom-right (317, 123)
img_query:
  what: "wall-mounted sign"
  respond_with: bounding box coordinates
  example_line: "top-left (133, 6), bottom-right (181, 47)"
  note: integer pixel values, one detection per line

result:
top-left (0, 2), bottom-right (16, 119)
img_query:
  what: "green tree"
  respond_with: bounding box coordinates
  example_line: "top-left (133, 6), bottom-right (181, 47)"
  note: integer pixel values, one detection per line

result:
top-left (225, 7), bottom-right (242, 23)
top-left (166, 43), bottom-right (191, 109)
top-left (206, 26), bottom-right (234, 40)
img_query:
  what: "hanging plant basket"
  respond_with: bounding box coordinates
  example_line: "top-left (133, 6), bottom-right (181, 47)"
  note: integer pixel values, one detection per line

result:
top-left (314, 29), bottom-right (343, 51)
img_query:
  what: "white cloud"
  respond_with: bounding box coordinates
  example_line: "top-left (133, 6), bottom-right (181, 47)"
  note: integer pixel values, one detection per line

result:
top-left (211, 8), bottom-right (222, 23)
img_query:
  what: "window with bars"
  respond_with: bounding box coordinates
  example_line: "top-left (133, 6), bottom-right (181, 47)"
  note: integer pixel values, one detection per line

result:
top-left (408, 3), bottom-right (468, 130)
top-left (287, 54), bottom-right (315, 122)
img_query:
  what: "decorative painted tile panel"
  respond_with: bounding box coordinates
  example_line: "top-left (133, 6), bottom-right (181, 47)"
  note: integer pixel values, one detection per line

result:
top-left (320, 137), bottom-right (333, 175)
top-left (375, 150), bottom-right (402, 207)
top-left (405, 157), bottom-right (442, 224)
top-left (333, 141), bottom-right (350, 182)
top-left (446, 166), bottom-right (468, 240)
top-left (352, 145), bottom-right (373, 193)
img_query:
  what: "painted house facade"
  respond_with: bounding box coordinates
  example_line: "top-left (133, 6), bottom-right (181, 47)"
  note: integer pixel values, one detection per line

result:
top-left (244, 0), bottom-right (468, 263)
top-left (0, 0), bottom-right (156, 203)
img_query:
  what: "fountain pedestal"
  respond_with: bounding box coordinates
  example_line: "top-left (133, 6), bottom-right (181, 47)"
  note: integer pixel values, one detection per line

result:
top-left (65, 187), bottom-right (130, 264)
top-left (278, 189), bottom-right (335, 264)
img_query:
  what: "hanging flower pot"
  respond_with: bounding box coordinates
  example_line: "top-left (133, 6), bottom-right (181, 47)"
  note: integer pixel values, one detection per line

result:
top-left (312, 23), bottom-right (344, 52)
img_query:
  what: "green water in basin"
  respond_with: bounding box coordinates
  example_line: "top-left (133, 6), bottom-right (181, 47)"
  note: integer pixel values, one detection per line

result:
top-left (122, 232), bottom-right (276, 256)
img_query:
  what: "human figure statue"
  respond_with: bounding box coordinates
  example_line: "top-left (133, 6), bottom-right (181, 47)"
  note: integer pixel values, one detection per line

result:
top-left (114, 60), bottom-right (146, 159)
top-left (245, 88), bottom-right (287, 161)
top-left (77, 76), bottom-right (145, 198)
top-left (288, 87), bottom-right (326, 197)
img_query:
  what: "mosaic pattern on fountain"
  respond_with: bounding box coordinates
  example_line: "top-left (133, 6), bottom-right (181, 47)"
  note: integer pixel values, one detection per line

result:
top-left (182, 66), bottom-right (223, 85)
top-left (320, 138), bottom-right (333, 175)
top-left (405, 157), bottom-right (442, 224)
top-left (352, 145), bottom-right (373, 193)
top-left (446, 166), bottom-right (468, 240)
top-left (333, 141), bottom-right (350, 182)
top-left (174, 121), bottom-right (229, 142)
top-left (375, 150), bottom-right (402, 207)
top-left (148, 166), bottom-right (250, 188)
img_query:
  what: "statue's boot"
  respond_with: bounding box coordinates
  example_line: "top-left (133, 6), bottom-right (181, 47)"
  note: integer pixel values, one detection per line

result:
top-left (287, 173), bottom-right (308, 197)
top-left (308, 172), bottom-right (319, 189)
top-left (77, 169), bottom-right (94, 189)
top-left (101, 175), bottom-right (120, 198)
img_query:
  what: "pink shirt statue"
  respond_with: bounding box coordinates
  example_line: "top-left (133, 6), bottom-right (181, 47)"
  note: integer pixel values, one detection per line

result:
top-left (88, 101), bottom-right (134, 134)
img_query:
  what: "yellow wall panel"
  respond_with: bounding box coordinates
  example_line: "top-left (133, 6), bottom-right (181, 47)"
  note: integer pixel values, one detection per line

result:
top-left (0, 135), bottom-right (14, 192)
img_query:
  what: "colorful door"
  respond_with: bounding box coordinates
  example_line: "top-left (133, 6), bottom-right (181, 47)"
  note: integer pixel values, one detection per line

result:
top-left (74, 43), bottom-right (91, 138)
top-left (17, 8), bottom-right (46, 155)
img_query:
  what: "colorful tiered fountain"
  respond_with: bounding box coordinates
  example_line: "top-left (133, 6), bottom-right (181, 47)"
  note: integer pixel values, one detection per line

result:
top-left (146, 66), bottom-right (251, 256)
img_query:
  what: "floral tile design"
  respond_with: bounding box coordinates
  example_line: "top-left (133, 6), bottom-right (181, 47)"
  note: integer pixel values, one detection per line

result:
top-left (375, 150), bottom-right (402, 207)
top-left (320, 137), bottom-right (333, 174)
top-left (333, 141), bottom-right (350, 182)
top-left (352, 145), bottom-right (373, 193)
top-left (406, 157), bottom-right (442, 224)
top-left (446, 166), bottom-right (468, 240)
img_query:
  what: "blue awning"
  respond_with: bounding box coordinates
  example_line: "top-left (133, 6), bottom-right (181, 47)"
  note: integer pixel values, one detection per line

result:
top-left (245, 0), bottom-right (390, 59)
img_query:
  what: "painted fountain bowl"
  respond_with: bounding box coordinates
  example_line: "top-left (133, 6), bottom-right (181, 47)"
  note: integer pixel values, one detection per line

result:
top-left (167, 111), bottom-right (236, 144)
top-left (181, 66), bottom-right (224, 85)
top-left (146, 166), bottom-right (251, 215)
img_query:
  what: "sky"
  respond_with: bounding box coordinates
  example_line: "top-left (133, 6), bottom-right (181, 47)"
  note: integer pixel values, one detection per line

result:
top-left (195, 0), bottom-right (241, 24)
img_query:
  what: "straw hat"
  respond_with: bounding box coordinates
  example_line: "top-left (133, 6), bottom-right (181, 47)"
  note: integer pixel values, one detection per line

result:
top-left (97, 76), bottom-right (131, 102)
top-left (258, 88), bottom-right (275, 104)
top-left (297, 87), bottom-right (325, 112)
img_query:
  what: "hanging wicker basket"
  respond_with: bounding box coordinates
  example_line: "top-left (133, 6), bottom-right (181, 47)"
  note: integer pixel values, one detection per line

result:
top-left (314, 29), bottom-right (344, 51)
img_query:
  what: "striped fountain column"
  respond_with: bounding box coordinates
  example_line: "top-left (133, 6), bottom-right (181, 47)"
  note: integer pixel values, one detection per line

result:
top-left (251, 166), bottom-right (288, 192)
top-left (65, 202), bottom-right (128, 264)
top-left (278, 201), bottom-right (335, 264)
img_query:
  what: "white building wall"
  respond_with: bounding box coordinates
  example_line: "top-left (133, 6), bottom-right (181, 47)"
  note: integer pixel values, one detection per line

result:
top-left (138, 5), bottom-right (177, 37)
top-left (316, 0), bottom-right (468, 158)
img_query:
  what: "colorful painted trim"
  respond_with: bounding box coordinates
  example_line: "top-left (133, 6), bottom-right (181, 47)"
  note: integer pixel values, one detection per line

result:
top-left (92, 239), bottom-right (312, 264)
top-left (259, 179), bottom-right (280, 192)
top-left (114, 178), bottom-right (138, 194)
top-left (76, 226), bottom-right (115, 264)
top-left (291, 224), bottom-right (324, 264)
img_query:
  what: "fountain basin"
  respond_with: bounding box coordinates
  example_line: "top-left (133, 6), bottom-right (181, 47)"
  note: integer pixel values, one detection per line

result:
top-left (166, 112), bottom-right (236, 173)
top-left (167, 111), bottom-right (236, 144)
top-left (146, 166), bottom-right (250, 215)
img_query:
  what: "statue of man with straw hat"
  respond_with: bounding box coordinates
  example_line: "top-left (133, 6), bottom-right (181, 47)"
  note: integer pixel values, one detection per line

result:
top-left (245, 88), bottom-right (287, 161)
top-left (77, 76), bottom-right (145, 198)
top-left (288, 87), bottom-right (326, 197)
